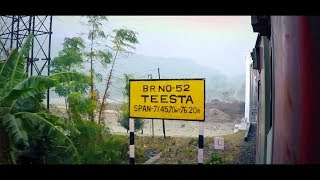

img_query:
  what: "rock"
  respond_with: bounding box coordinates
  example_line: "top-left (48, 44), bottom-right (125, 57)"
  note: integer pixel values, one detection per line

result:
top-left (146, 149), bottom-right (157, 158)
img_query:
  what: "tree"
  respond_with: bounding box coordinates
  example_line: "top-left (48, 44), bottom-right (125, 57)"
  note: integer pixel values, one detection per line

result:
top-left (0, 35), bottom-right (85, 164)
top-left (117, 74), bottom-right (144, 133)
top-left (117, 102), bottom-right (144, 133)
top-left (79, 17), bottom-right (139, 125)
top-left (81, 16), bottom-right (113, 123)
top-left (98, 29), bottom-right (139, 124)
top-left (67, 92), bottom-right (95, 122)
top-left (51, 37), bottom-right (88, 120)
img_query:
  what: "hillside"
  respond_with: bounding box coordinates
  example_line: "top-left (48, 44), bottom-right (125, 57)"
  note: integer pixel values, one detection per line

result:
top-left (49, 54), bottom-right (245, 104)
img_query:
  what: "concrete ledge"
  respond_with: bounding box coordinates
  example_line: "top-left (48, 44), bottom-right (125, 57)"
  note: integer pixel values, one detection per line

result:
top-left (143, 152), bottom-right (162, 164)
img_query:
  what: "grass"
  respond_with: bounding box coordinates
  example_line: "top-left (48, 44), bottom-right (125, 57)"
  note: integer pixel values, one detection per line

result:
top-left (206, 152), bottom-right (223, 164)
top-left (204, 130), bottom-right (246, 164)
top-left (119, 130), bottom-right (246, 164)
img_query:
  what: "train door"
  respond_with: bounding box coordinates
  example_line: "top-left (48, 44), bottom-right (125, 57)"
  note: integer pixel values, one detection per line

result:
top-left (266, 34), bottom-right (274, 164)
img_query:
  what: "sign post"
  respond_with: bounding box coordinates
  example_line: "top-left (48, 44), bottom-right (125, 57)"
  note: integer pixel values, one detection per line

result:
top-left (129, 78), bottom-right (205, 164)
top-left (157, 68), bottom-right (166, 139)
top-left (147, 74), bottom-right (155, 138)
top-left (129, 118), bottom-right (135, 164)
top-left (198, 121), bottom-right (204, 164)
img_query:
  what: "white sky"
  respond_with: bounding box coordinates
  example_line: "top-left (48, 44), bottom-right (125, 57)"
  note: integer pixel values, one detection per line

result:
top-left (53, 16), bottom-right (257, 76)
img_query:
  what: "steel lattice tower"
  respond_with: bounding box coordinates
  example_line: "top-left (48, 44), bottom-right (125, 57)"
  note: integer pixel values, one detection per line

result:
top-left (0, 15), bottom-right (53, 109)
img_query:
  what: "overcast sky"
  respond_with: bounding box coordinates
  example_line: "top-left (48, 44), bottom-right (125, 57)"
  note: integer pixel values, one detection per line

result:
top-left (53, 16), bottom-right (257, 76)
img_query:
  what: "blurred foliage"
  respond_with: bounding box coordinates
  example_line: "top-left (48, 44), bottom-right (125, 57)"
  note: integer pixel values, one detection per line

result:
top-left (0, 34), bottom-right (128, 165)
top-left (68, 92), bottom-right (96, 122)
top-left (206, 152), bottom-right (223, 164)
top-left (117, 74), bottom-right (144, 132)
top-left (0, 35), bottom-right (85, 164)
top-left (82, 16), bottom-right (111, 122)
top-left (70, 120), bottom-right (128, 164)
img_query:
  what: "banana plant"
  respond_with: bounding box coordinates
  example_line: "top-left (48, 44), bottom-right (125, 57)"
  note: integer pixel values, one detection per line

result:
top-left (0, 34), bottom-right (86, 164)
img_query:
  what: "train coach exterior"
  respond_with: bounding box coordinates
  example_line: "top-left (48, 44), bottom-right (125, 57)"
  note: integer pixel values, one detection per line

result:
top-left (251, 16), bottom-right (320, 164)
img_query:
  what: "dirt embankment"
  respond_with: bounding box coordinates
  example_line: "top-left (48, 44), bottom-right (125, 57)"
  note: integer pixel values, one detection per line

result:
top-left (132, 130), bottom-right (246, 164)
top-left (49, 99), bottom-right (245, 137)
top-left (206, 99), bottom-right (245, 124)
top-left (108, 99), bottom-right (245, 137)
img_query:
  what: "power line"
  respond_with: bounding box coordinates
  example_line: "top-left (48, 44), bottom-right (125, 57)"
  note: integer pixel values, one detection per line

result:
top-left (113, 69), bottom-right (129, 74)
top-left (114, 68), bottom-right (158, 76)
top-left (104, 74), bottom-right (126, 81)
top-left (104, 69), bottom-right (158, 81)
top-left (109, 84), bottom-right (123, 90)
top-left (112, 76), bottom-right (126, 81)
top-left (131, 68), bottom-right (158, 75)
top-left (135, 74), bottom-right (149, 79)
top-left (107, 97), bottom-right (124, 103)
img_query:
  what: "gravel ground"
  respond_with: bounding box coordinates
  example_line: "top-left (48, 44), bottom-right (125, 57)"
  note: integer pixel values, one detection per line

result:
top-left (234, 123), bottom-right (256, 164)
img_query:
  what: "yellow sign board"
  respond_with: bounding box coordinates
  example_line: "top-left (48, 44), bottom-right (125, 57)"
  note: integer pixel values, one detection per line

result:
top-left (129, 79), bottom-right (205, 121)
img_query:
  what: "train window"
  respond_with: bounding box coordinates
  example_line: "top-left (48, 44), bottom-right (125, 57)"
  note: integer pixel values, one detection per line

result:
top-left (252, 47), bottom-right (260, 70)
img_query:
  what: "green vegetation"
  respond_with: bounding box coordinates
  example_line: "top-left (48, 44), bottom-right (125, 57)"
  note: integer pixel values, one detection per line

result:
top-left (0, 35), bottom-right (84, 164)
top-left (117, 102), bottom-right (144, 133)
top-left (51, 36), bottom-right (88, 120)
top-left (0, 17), bottom-right (246, 165)
top-left (79, 16), bottom-right (139, 124)
top-left (117, 74), bottom-right (144, 133)
top-left (206, 152), bottom-right (223, 164)
top-left (133, 131), bottom-right (245, 164)
top-left (97, 26), bottom-right (139, 124)
top-left (81, 16), bottom-right (111, 123)
top-left (71, 120), bottom-right (128, 164)
top-left (0, 15), bottom-right (140, 164)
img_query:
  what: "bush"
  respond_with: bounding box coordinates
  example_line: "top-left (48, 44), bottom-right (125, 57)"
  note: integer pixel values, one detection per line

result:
top-left (68, 92), bottom-right (96, 122)
top-left (18, 118), bottom-right (128, 164)
top-left (206, 152), bottom-right (223, 164)
top-left (118, 102), bottom-right (144, 133)
top-left (103, 135), bottom-right (128, 164)
top-left (118, 114), bottom-right (144, 133)
top-left (70, 120), bottom-right (128, 164)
